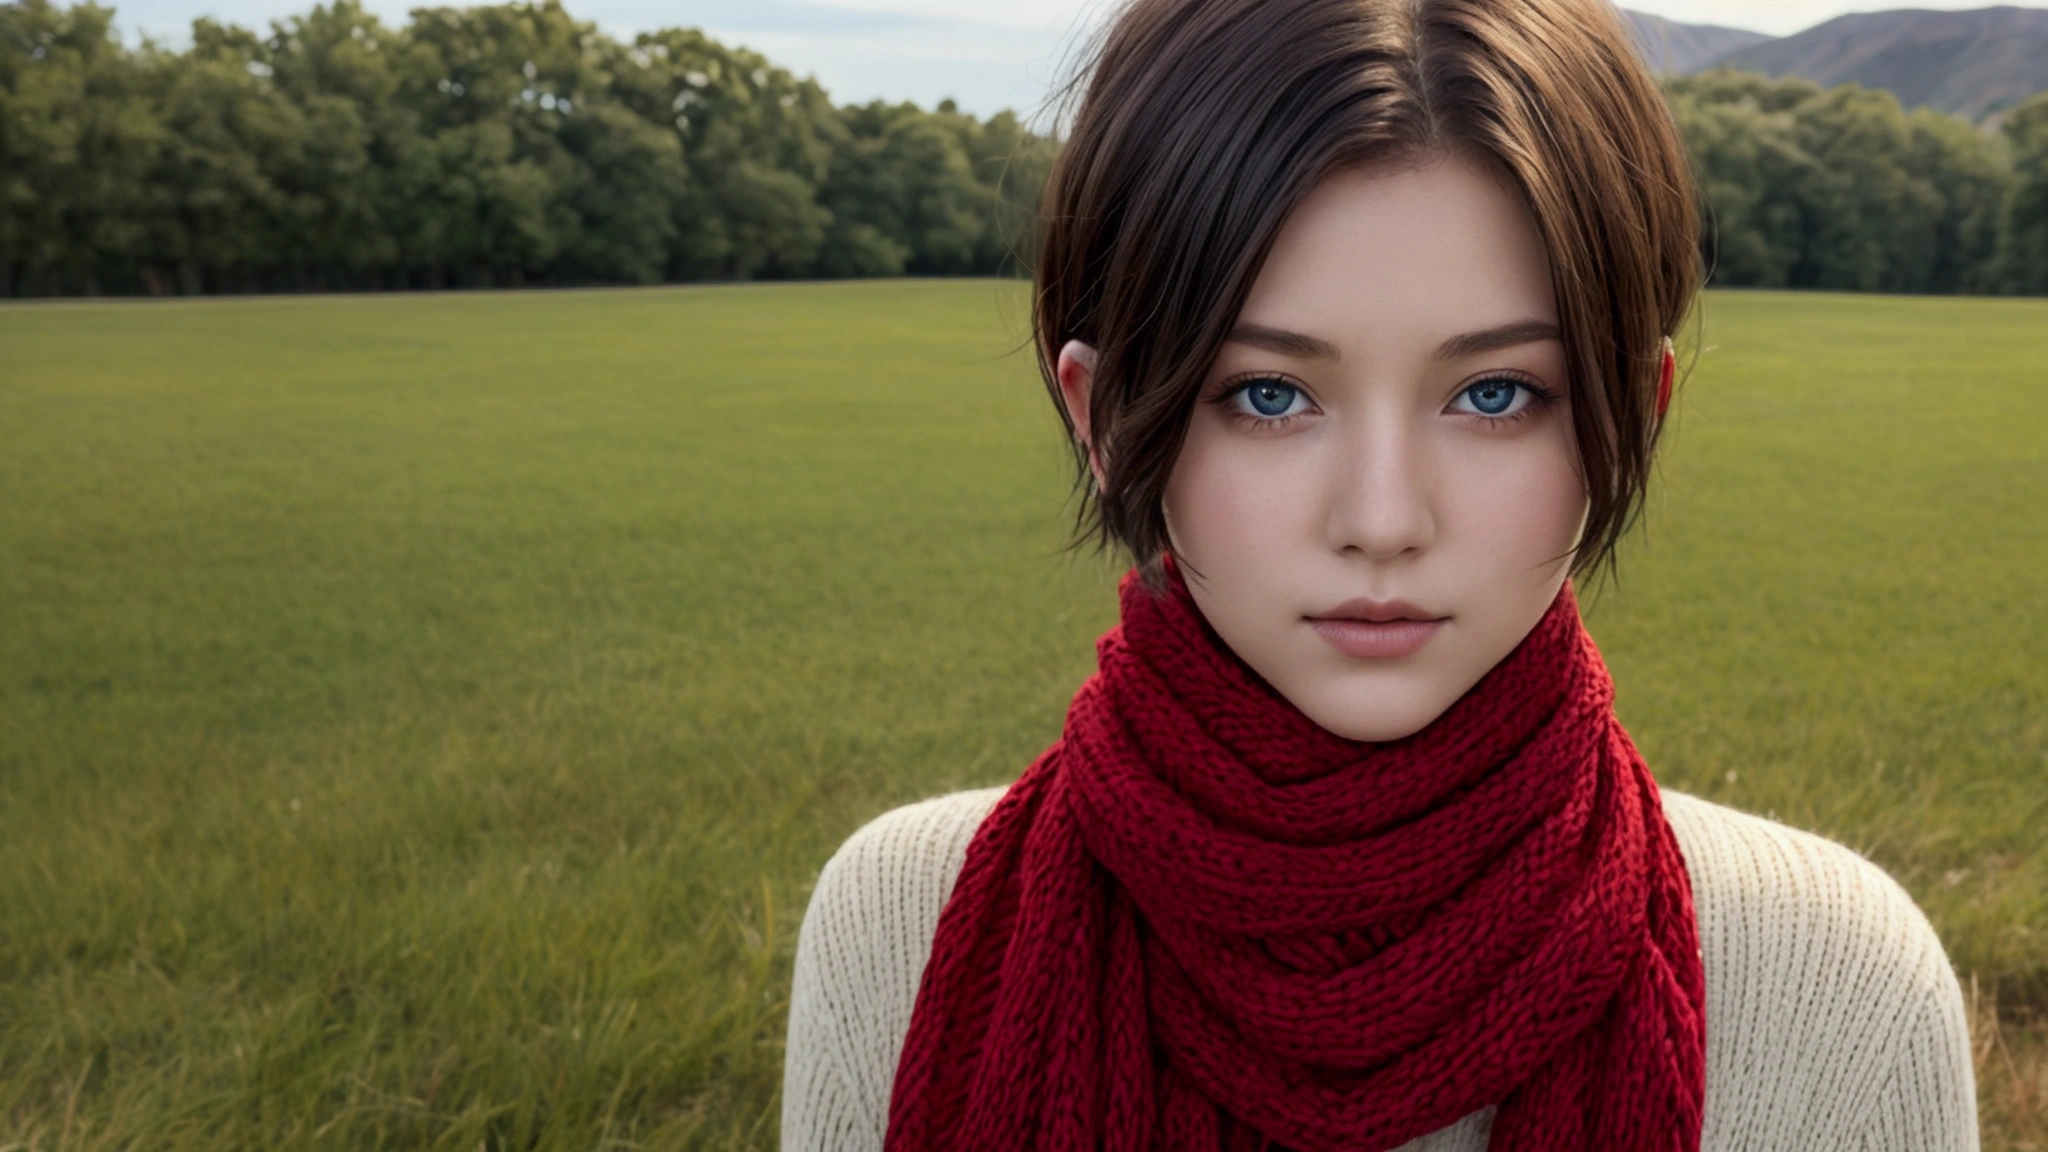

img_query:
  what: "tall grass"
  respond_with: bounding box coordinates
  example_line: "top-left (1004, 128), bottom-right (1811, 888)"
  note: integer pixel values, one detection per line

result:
top-left (0, 282), bottom-right (2041, 1148)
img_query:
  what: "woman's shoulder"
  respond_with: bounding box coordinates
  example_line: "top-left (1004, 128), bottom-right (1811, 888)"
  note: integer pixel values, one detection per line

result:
top-left (1658, 788), bottom-right (1978, 1150)
top-left (1660, 787), bottom-right (1958, 1001)
top-left (793, 784), bottom-right (1009, 997)
top-left (782, 787), bottom-right (1009, 1149)
top-left (805, 786), bottom-right (1012, 950)
top-left (827, 785), bottom-right (1012, 873)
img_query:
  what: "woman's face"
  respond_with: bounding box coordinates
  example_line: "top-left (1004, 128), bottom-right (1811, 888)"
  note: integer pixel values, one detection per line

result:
top-left (1061, 152), bottom-right (1589, 742)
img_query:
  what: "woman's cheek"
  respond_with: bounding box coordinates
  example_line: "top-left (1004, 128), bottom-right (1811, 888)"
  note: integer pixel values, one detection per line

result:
top-left (1445, 427), bottom-right (1584, 579)
top-left (1168, 425), bottom-right (1318, 573)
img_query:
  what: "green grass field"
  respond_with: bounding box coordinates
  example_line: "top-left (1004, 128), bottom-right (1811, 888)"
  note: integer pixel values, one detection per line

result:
top-left (2, 281), bottom-right (2043, 1149)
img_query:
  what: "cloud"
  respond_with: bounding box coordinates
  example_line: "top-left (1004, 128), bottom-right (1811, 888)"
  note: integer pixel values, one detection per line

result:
top-left (633, 0), bottom-right (1097, 117)
top-left (651, 0), bottom-right (956, 35)
top-left (112, 0), bottom-right (1093, 116)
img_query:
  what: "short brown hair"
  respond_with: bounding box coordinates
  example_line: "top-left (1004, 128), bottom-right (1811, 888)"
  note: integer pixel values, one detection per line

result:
top-left (1034, 0), bottom-right (1700, 586)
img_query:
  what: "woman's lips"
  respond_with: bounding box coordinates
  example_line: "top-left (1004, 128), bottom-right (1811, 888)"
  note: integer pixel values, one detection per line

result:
top-left (1308, 617), bottom-right (1446, 659)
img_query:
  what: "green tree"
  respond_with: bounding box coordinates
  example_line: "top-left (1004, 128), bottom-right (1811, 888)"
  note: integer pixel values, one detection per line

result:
top-left (396, 1), bottom-right (580, 284)
top-left (1901, 108), bottom-right (2012, 295)
top-left (147, 18), bottom-right (327, 292)
top-left (2001, 93), bottom-right (2048, 295)
top-left (957, 108), bottom-right (1056, 274)
top-left (1665, 79), bottom-right (1819, 287)
top-left (260, 1), bottom-right (405, 289)
top-left (1791, 85), bottom-right (1943, 292)
top-left (817, 100), bottom-right (987, 277)
top-left (612, 28), bottom-right (831, 279)
top-left (1667, 71), bottom-right (2012, 296)
top-left (0, 0), bottom-right (162, 294)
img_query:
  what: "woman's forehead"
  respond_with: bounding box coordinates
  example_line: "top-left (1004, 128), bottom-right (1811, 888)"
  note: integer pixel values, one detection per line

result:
top-left (1235, 155), bottom-right (1559, 364)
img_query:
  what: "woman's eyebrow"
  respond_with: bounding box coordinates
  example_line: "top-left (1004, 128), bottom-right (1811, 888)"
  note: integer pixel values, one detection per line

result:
top-left (1227, 319), bottom-right (1564, 362)
top-left (1226, 324), bottom-right (1341, 360)
top-left (1433, 319), bottom-right (1562, 360)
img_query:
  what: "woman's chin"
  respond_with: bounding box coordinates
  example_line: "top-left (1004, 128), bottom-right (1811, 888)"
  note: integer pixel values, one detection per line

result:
top-left (1290, 681), bottom-right (1457, 744)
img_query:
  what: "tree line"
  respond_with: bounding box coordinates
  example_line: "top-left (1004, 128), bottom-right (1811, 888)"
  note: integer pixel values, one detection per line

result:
top-left (0, 0), bottom-right (1054, 295)
top-left (1667, 71), bottom-right (2048, 296)
top-left (3, 0), bottom-right (2045, 298)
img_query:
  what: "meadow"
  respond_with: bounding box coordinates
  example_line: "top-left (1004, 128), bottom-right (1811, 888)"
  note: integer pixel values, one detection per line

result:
top-left (0, 281), bottom-right (2042, 1149)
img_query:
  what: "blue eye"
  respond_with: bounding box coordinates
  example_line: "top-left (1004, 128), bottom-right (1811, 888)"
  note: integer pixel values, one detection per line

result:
top-left (1233, 378), bottom-right (1308, 419)
top-left (1458, 378), bottom-right (1525, 417)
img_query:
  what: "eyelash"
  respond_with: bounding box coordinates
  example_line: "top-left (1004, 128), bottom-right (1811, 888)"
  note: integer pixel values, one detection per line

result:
top-left (1212, 375), bottom-right (1315, 430)
top-left (1445, 372), bottom-right (1562, 425)
top-left (1210, 372), bottom-right (1562, 430)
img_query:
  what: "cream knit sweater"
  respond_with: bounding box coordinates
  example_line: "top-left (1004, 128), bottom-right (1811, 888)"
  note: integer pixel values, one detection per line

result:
top-left (782, 785), bottom-right (1978, 1151)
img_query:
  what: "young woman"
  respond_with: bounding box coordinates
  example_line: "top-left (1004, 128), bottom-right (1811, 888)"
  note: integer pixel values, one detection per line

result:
top-left (782, 0), bottom-right (1979, 1148)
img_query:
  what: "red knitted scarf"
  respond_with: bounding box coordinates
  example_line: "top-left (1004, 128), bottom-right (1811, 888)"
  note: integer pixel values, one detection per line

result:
top-left (884, 558), bottom-right (1705, 1152)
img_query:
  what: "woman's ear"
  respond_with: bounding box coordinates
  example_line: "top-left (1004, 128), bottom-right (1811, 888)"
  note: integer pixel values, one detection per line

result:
top-left (1055, 340), bottom-right (1107, 494)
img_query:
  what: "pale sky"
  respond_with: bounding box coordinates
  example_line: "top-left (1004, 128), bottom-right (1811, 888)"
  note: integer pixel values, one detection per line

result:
top-left (113, 0), bottom-right (2048, 119)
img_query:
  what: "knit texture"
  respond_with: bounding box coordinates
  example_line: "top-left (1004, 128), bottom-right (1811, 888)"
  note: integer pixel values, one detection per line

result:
top-left (880, 563), bottom-right (1703, 1152)
top-left (784, 788), bottom-right (1979, 1152)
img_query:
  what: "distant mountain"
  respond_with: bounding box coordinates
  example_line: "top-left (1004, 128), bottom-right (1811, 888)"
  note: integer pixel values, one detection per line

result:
top-left (1705, 6), bottom-right (2048, 122)
top-left (1623, 6), bottom-right (2048, 123)
top-left (1624, 11), bottom-right (1774, 74)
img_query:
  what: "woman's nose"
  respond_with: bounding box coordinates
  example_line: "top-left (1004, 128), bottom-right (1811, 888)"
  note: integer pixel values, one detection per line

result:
top-left (1323, 411), bottom-right (1437, 562)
